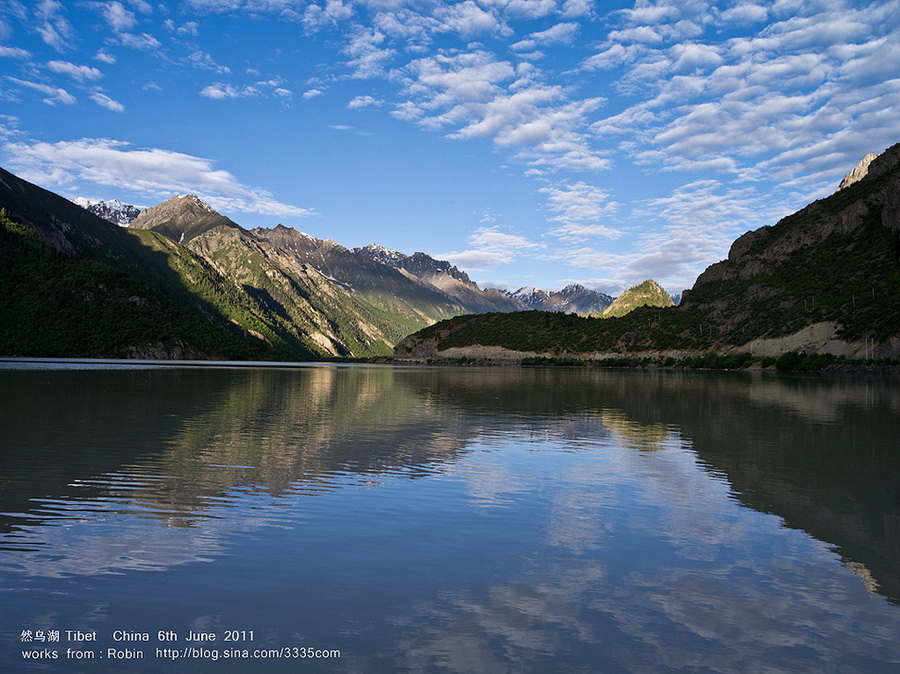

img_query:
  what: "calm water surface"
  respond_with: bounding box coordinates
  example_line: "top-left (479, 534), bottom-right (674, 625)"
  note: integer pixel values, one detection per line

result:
top-left (1, 362), bottom-right (899, 672)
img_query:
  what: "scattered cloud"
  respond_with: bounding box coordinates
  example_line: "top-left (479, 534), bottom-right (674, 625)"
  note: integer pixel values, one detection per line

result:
top-left (3, 137), bottom-right (315, 217)
top-left (442, 224), bottom-right (544, 270)
top-left (303, 88), bottom-right (324, 100)
top-left (6, 76), bottom-right (76, 105)
top-left (187, 50), bottom-right (231, 73)
top-left (342, 26), bottom-right (396, 79)
top-left (200, 78), bottom-right (291, 100)
top-left (585, 0), bottom-right (900, 189)
top-left (47, 60), bottom-right (103, 81)
top-left (165, 19), bottom-right (200, 36)
top-left (115, 32), bottom-right (161, 50)
top-left (0, 46), bottom-right (31, 59)
top-left (35, 0), bottom-right (75, 52)
top-left (89, 91), bottom-right (125, 112)
top-left (347, 94), bottom-right (382, 108)
top-left (540, 181), bottom-right (622, 240)
top-left (512, 21), bottom-right (579, 50)
top-left (433, 1), bottom-right (507, 38)
top-left (101, 1), bottom-right (137, 32)
top-left (393, 50), bottom-right (607, 172)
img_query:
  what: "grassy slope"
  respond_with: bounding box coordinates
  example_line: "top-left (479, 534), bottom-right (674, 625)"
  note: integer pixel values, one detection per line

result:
top-left (598, 280), bottom-right (675, 318)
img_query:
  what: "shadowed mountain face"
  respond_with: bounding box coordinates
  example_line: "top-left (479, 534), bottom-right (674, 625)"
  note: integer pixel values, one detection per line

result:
top-left (396, 142), bottom-right (900, 360)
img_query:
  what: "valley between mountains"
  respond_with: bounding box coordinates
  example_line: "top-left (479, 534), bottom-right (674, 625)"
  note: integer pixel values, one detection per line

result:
top-left (2, 141), bottom-right (899, 365)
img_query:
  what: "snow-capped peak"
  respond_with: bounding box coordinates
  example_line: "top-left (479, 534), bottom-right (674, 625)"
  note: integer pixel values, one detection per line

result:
top-left (72, 197), bottom-right (141, 226)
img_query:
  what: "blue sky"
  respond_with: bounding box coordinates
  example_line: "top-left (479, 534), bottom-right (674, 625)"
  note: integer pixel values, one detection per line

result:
top-left (1, 0), bottom-right (898, 295)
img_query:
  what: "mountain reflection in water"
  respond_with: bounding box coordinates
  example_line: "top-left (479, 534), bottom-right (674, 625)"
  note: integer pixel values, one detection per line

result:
top-left (1, 363), bottom-right (899, 672)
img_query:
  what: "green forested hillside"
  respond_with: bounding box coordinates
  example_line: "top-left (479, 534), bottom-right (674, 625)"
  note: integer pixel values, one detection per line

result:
top-left (0, 215), bottom-right (297, 359)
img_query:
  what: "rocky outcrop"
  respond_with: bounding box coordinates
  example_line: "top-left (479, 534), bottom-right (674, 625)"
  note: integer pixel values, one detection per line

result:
top-left (838, 152), bottom-right (879, 190)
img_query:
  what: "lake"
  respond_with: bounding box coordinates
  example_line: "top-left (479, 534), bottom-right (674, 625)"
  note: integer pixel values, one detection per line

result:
top-left (1, 361), bottom-right (899, 672)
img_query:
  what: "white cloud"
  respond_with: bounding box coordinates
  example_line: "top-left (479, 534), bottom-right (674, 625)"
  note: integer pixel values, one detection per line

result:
top-left (102, 1), bottom-right (137, 32)
top-left (47, 60), bottom-right (104, 82)
top-left (441, 224), bottom-right (544, 271)
top-left (3, 137), bottom-right (314, 218)
top-left (35, 0), bottom-right (74, 52)
top-left (116, 32), bottom-right (161, 50)
top-left (165, 19), bottom-right (200, 36)
top-left (94, 50), bottom-right (116, 64)
top-left (433, 1), bottom-right (507, 38)
top-left (718, 3), bottom-right (769, 25)
top-left (200, 83), bottom-right (247, 99)
top-left (394, 51), bottom-right (607, 172)
top-left (200, 78), bottom-right (289, 100)
top-left (347, 94), bottom-right (383, 108)
top-left (303, 88), bottom-right (324, 99)
top-left (512, 21), bottom-right (579, 50)
top-left (441, 249), bottom-right (514, 269)
top-left (342, 26), bottom-right (395, 79)
top-left (302, 0), bottom-right (353, 32)
top-left (540, 181), bottom-right (622, 240)
top-left (89, 91), bottom-right (125, 112)
top-left (6, 77), bottom-right (76, 105)
top-left (582, 0), bottom-right (900, 195)
top-left (187, 50), bottom-right (231, 73)
top-left (0, 46), bottom-right (31, 59)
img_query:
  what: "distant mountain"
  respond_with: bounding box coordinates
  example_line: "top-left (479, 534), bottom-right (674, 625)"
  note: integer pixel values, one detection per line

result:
top-left (597, 280), bottom-right (673, 318)
top-left (72, 197), bottom-right (141, 226)
top-left (353, 243), bottom-right (525, 313)
top-left (395, 142), bottom-right (900, 362)
top-left (506, 284), bottom-right (613, 314)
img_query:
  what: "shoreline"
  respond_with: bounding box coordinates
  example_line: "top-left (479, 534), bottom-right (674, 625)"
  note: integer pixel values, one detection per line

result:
top-left (4, 354), bottom-right (897, 375)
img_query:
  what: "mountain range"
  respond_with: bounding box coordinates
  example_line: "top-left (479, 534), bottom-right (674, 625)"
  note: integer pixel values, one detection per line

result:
top-left (0, 168), bottom-right (620, 359)
top-left (395, 142), bottom-right (900, 363)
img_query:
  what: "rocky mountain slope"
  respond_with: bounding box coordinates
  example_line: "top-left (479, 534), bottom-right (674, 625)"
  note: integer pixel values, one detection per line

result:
top-left (72, 197), bottom-right (141, 226)
top-left (396, 142), bottom-right (900, 362)
top-left (130, 194), bottom-right (237, 243)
